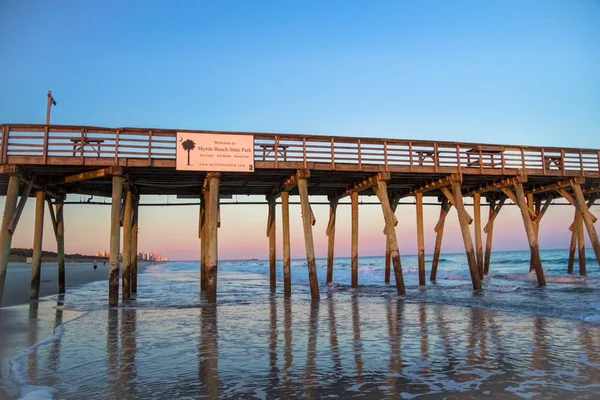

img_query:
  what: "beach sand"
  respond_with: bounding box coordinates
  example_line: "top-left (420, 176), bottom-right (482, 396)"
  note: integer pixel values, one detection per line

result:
top-left (2, 261), bottom-right (123, 308)
top-left (0, 261), bottom-right (146, 398)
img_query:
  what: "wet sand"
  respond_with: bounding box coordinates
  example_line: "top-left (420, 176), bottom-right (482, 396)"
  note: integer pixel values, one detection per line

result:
top-left (2, 262), bottom-right (131, 308)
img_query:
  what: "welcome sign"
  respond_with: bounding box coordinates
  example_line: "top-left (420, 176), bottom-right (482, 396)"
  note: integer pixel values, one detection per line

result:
top-left (176, 132), bottom-right (255, 172)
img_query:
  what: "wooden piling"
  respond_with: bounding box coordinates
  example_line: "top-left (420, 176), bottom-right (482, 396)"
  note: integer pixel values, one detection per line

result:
top-left (0, 175), bottom-right (19, 308)
top-left (122, 188), bottom-right (133, 300)
top-left (483, 197), bottom-right (505, 275)
top-left (373, 180), bottom-right (406, 295)
top-left (281, 191), bottom-right (291, 295)
top-left (513, 182), bottom-right (546, 286)
top-left (30, 190), bottom-right (45, 300)
top-left (430, 198), bottom-right (451, 282)
top-left (575, 211), bottom-right (586, 276)
top-left (449, 180), bottom-right (482, 290)
top-left (571, 183), bottom-right (600, 267)
top-left (54, 198), bottom-right (66, 294)
top-left (326, 199), bottom-right (337, 284)
top-left (384, 197), bottom-right (399, 284)
top-left (416, 192), bottom-right (425, 286)
top-left (200, 196), bottom-right (207, 292)
top-left (131, 196), bottom-right (139, 294)
top-left (567, 227), bottom-right (576, 275)
top-left (473, 192), bottom-right (483, 279)
top-left (297, 170), bottom-right (320, 300)
top-left (109, 175), bottom-right (123, 307)
top-left (483, 199), bottom-right (496, 276)
top-left (351, 191), bottom-right (359, 288)
top-left (206, 173), bottom-right (220, 303)
top-left (267, 196), bottom-right (276, 291)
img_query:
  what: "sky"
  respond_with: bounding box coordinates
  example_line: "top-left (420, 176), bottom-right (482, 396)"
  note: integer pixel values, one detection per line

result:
top-left (0, 0), bottom-right (599, 261)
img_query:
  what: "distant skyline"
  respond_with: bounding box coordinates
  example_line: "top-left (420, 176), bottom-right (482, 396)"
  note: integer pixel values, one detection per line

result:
top-left (0, 0), bottom-right (598, 260)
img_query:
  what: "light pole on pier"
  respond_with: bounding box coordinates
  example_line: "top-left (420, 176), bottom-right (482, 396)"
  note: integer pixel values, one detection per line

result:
top-left (46, 90), bottom-right (57, 125)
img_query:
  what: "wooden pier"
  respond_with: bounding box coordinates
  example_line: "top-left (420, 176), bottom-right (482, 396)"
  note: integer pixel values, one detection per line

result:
top-left (0, 123), bottom-right (599, 307)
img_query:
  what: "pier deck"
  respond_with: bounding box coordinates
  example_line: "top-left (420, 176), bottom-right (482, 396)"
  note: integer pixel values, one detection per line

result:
top-left (0, 123), bottom-right (599, 306)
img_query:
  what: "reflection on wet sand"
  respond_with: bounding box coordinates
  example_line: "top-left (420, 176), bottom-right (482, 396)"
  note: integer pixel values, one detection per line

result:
top-left (9, 294), bottom-right (600, 399)
top-left (386, 298), bottom-right (403, 398)
top-left (304, 302), bottom-right (319, 399)
top-left (351, 294), bottom-right (363, 382)
top-left (328, 292), bottom-right (342, 375)
top-left (119, 308), bottom-right (137, 400)
top-left (268, 295), bottom-right (279, 397)
top-left (106, 308), bottom-right (119, 399)
top-left (27, 301), bottom-right (39, 381)
top-left (283, 297), bottom-right (293, 396)
top-left (45, 298), bottom-right (64, 373)
top-left (199, 305), bottom-right (219, 398)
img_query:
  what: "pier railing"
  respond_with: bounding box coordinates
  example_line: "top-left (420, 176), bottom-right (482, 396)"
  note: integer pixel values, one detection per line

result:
top-left (1, 124), bottom-right (599, 176)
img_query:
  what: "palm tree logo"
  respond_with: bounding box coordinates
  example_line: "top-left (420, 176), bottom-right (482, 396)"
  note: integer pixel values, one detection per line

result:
top-left (181, 139), bottom-right (196, 166)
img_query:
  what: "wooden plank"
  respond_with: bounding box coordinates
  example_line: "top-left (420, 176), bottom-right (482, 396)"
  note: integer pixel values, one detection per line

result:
top-left (406, 174), bottom-right (456, 197)
top-left (470, 175), bottom-right (528, 195)
top-left (63, 167), bottom-right (111, 183)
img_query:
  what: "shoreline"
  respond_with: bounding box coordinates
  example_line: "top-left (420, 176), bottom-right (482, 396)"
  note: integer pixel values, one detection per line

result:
top-left (1, 261), bottom-right (148, 308)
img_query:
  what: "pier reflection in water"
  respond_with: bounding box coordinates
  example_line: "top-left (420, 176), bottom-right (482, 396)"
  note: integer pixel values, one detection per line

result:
top-left (10, 293), bottom-right (600, 399)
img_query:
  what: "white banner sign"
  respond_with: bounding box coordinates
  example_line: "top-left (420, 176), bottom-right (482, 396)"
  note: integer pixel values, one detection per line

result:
top-left (176, 132), bottom-right (255, 172)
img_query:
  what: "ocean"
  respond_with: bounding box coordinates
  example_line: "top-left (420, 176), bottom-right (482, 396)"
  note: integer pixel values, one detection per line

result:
top-left (1, 249), bottom-right (600, 399)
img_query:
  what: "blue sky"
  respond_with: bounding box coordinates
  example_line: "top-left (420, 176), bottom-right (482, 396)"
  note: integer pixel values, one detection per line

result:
top-left (0, 0), bottom-right (599, 260)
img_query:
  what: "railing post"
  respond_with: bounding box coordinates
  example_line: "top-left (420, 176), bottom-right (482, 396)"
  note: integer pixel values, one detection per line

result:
top-left (479, 149), bottom-right (483, 173)
top-left (560, 149), bottom-right (565, 176)
top-left (330, 138), bottom-right (335, 170)
top-left (1, 126), bottom-right (9, 163)
top-left (541, 148), bottom-right (546, 175)
top-left (80, 128), bottom-right (86, 162)
top-left (357, 139), bottom-right (362, 169)
top-left (433, 143), bottom-right (439, 173)
top-left (43, 126), bottom-right (49, 163)
top-left (384, 141), bottom-right (389, 172)
top-left (274, 136), bottom-right (279, 168)
top-left (520, 148), bottom-right (526, 171)
top-left (408, 141), bottom-right (413, 172)
top-left (302, 137), bottom-right (307, 169)
top-left (501, 151), bottom-right (505, 174)
top-left (0, 126), bottom-right (5, 164)
top-left (455, 145), bottom-right (461, 173)
top-left (147, 130), bottom-right (153, 166)
top-left (579, 150), bottom-right (584, 176)
top-left (114, 129), bottom-right (120, 165)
